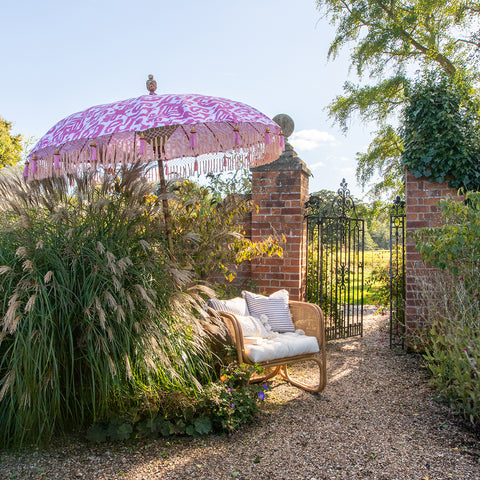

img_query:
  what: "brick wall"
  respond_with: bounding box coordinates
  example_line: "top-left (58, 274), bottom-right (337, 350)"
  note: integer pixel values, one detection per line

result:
top-left (250, 151), bottom-right (311, 301)
top-left (214, 150), bottom-right (310, 299)
top-left (405, 171), bottom-right (463, 348)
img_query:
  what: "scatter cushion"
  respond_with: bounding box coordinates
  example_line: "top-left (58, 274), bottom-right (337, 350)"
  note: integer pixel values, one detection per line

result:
top-left (207, 297), bottom-right (249, 316)
top-left (269, 289), bottom-right (290, 303)
top-left (242, 290), bottom-right (295, 333)
top-left (234, 315), bottom-right (270, 338)
top-left (244, 332), bottom-right (319, 363)
top-left (258, 314), bottom-right (276, 338)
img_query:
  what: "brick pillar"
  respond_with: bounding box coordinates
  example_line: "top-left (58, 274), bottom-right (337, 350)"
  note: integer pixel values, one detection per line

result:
top-left (405, 171), bottom-right (463, 349)
top-left (250, 148), bottom-right (311, 301)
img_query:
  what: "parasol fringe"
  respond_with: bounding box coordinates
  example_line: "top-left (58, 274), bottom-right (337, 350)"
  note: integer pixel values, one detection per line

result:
top-left (25, 126), bottom-right (283, 182)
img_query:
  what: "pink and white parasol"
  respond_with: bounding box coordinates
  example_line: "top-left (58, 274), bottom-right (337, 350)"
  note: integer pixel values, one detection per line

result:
top-left (26, 90), bottom-right (284, 181)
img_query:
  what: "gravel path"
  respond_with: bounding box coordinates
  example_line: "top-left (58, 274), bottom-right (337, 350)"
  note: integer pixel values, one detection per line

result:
top-left (1, 312), bottom-right (479, 480)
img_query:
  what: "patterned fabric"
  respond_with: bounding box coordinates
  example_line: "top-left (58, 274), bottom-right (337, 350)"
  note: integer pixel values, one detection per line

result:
top-left (27, 94), bottom-right (283, 182)
top-left (208, 298), bottom-right (273, 338)
top-left (207, 297), bottom-right (249, 316)
top-left (242, 290), bottom-right (295, 333)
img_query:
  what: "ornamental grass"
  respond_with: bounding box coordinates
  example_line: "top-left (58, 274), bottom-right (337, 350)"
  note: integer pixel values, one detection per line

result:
top-left (0, 165), bottom-right (216, 447)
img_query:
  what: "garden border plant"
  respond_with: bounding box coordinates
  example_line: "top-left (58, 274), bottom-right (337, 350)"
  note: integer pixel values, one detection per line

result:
top-left (414, 191), bottom-right (480, 426)
top-left (85, 363), bottom-right (270, 443)
top-left (0, 164), bottom-right (275, 448)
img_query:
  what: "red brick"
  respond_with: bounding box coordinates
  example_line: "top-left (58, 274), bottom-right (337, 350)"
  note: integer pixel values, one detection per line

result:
top-left (407, 220), bottom-right (429, 228)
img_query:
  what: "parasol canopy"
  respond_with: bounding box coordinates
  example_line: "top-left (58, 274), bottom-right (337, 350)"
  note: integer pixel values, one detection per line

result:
top-left (26, 89), bottom-right (284, 182)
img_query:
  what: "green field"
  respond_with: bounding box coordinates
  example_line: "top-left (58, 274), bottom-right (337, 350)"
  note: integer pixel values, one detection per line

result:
top-left (362, 249), bottom-right (389, 305)
top-left (334, 249), bottom-right (390, 306)
top-left (307, 249), bottom-right (391, 307)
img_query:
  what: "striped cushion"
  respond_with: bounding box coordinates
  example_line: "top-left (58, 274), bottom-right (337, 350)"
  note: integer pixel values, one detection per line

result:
top-left (242, 290), bottom-right (295, 333)
top-left (207, 297), bottom-right (249, 316)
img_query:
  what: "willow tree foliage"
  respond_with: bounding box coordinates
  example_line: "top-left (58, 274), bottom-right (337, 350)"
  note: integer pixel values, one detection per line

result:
top-left (316, 0), bottom-right (480, 197)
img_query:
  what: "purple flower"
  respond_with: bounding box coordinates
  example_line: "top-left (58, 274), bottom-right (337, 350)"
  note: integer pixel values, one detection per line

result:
top-left (460, 277), bottom-right (464, 281)
top-left (227, 388), bottom-right (232, 393)
top-left (231, 404), bottom-right (235, 409)
top-left (258, 392), bottom-right (265, 401)
top-left (262, 384), bottom-right (268, 390)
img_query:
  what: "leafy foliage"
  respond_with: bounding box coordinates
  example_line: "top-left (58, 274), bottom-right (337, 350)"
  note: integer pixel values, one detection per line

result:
top-left (316, 0), bottom-right (480, 197)
top-left (0, 164), bottom-right (282, 448)
top-left (402, 74), bottom-right (480, 190)
top-left (355, 125), bottom-right (405, 199)
top-left (84, 363), bottom-right (269, 443)
top-left (0, 118), bottom-right (22, 168)
top-left (197, 363), bottom-right (269, 433)
top-left (414, 192), bottom-right (480, 277)
top-left (169, 176), bottom-right (282, 283)
top-left (415, 192), bottom-right (480, 425)
top-left (425, 315), bottom-right (480, 426)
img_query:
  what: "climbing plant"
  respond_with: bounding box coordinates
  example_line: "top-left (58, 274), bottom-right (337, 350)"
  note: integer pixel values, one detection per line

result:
top-left (401, 74), bottom-right (480, 191)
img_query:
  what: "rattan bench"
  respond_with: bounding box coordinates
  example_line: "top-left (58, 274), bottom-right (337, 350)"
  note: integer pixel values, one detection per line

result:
top-left (210, 300), bottom-right (326, 393)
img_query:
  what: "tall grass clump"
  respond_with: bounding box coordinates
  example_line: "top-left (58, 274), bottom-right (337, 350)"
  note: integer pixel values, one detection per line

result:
top-left (0, 165), bottom-right (215, 447)
top-left (415, 191), bottom-right (480, 425)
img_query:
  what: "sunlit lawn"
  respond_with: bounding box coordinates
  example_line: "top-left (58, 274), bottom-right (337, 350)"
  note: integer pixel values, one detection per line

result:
top-left (308, 249), bottom-right (390, 306)
top-left (339, 249), bottom-right (390, 305)
top-left (363, 249), bottom-right (389, 305)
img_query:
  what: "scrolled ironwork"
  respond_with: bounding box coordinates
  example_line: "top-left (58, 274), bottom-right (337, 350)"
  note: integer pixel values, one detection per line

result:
top-left (332, 178), bottom-right (357, 218)
top-left (391, 195), bottom-right (406, 215)
top-left (306, 179), bottom-right (364, 341)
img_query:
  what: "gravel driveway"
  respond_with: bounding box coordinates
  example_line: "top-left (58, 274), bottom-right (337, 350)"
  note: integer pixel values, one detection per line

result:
top-left (1, 312), bottom-right (479, 480)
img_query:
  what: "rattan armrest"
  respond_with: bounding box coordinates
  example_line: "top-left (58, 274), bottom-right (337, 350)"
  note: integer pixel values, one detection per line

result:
top-left (206, 307), bottom-right (246, 363)
top-left (289, 300), bottom-right (325, 347)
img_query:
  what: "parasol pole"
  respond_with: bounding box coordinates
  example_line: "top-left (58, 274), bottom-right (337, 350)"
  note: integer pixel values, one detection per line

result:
top-left (147, 75), bottom-right (174, 255)
top-left (157, 150), bottom-right (174, 255)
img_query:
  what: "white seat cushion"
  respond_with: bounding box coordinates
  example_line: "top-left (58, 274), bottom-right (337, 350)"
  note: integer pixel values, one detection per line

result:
top-left (244, 332), bottom-right (319, 363)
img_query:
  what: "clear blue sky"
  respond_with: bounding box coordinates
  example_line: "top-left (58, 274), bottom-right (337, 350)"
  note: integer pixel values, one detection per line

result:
top-left (1, 0), bottom-right (375, 198)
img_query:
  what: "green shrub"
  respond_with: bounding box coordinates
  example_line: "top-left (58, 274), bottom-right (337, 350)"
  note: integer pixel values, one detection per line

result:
top-left (415, 192), bottom-right (480, 425)
top-left (421, 273), bottom-right (480, 425)
top-left (201, 363), bottom-right (268, 433)
top-left (169, 177), bottom-right (282, 283)
top-left (85, 362), bottom-right (269, 442)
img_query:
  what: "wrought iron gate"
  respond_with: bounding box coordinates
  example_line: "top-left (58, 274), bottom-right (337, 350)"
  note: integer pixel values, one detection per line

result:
top-left (306, 179), bottom-right (364, 341)
top-left (389, 196), bottom-right (406, 348)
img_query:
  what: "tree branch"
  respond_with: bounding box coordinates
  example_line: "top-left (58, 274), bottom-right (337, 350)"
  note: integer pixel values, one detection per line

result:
top-left (457, 38), bottom-right (480, 49)
top-left (376, 1), bottom-right (456, 76)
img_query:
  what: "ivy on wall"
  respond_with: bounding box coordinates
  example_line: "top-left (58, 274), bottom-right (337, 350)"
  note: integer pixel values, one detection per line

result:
top-left (401, 74), bottom-right (480, 191)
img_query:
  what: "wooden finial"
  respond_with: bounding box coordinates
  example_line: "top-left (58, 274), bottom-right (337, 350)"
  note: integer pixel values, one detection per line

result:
top-left (146, 74), bottom-right (157, 95)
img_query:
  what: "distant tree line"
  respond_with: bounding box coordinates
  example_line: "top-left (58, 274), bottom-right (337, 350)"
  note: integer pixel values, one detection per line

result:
top-left (307, 189), bottom-right (390, 250)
